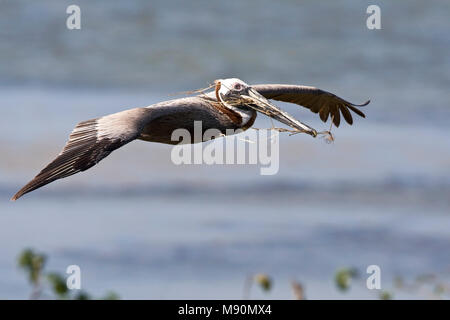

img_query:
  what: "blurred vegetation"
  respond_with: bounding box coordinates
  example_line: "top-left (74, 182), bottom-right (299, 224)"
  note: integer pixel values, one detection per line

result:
top-left (18, 248), bottom-right (119, 300)
top-left (243, 273), bottom-right (273, 299)
top-left (331, 266), bottom-right (450, 299)
top-left (334, 267), bottom-right (359, 292)
top-left (18, 248), bottom-right (449, 299)
top-left (244, 266), bottom-right (449, 300)
top-left (254, 273), bottom-right (272, 292)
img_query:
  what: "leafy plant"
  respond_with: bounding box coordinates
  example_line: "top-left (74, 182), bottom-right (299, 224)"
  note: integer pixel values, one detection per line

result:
top-left (18, 248), bottom-right (119, 300)
top-left (334, 267), bottom-right (358, 292)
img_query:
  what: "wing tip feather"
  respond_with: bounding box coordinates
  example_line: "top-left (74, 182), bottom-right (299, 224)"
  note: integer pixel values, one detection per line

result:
top-left (11, 177), bottom-right (41, 201)
top-left (352, 99), bottom-right (370, 107)
top-left (11, 188), bottom-right (26, 201)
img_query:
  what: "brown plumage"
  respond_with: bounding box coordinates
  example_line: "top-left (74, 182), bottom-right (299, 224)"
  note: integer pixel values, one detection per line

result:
top-left (12, 78), bottom-right (370, 200)
top-left (251, 84), bottom-right (370, 127)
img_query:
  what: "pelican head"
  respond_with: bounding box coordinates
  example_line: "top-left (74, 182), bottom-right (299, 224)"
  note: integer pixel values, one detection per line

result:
top-left (215, 78), bottom-right (317, 137)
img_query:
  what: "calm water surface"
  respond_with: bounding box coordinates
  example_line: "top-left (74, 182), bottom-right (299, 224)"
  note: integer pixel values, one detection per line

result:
top-left (0, 0), bottom-right (449, 299)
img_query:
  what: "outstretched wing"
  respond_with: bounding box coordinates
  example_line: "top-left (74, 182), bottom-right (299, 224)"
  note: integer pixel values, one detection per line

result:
top-left (251, 84), bottom-right (370, 127)
top-left (11, 107), bottom-right (151, 201)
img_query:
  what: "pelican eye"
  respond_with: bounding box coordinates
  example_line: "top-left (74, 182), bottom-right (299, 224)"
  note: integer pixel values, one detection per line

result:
top-left (233, 83), bottom-right (242, 91)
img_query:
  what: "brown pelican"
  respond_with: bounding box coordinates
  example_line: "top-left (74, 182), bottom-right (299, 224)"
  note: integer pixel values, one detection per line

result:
top-left (11, 78), bottom-right (369, 201)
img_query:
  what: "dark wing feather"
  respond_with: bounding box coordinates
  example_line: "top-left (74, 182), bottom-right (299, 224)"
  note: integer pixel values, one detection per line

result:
top-left (11, 108), bottom-right (151, 200)
top-left (252, 84), bottom-right (370, 127)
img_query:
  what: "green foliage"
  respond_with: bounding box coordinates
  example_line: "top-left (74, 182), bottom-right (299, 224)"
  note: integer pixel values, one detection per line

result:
top-left (18, 248), bottom-right (46, 285)
top-left (47, 272), bottom-right (69, 298)
top-left (254, 273), bottom-right (272, 292)
top-left (74, 291), bottom-right (91, 300)
top-left (103, 291), bottom-right (120, 300)
top-left (334, 267), bottom-right (358, 292)
top-left (379, 290), bottom-right (392, 300)
top-left (18, 248), bottom-right (449, 300)
top-left (17, 248), bottom-right (119, 300)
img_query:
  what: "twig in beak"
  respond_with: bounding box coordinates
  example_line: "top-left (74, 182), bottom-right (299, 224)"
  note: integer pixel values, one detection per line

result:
top-left (316, 116), bottom-right (335, 144)
top-left (168, 83), bottom-right (216, 97)
top-left (239, 137), bottom-right (256, 144)
top-left (318, 130), bottom-right (335, 144)
top-left (254, 124), bottom-right (335, 143)
top-left (254, 127), bottom-right (310, 135)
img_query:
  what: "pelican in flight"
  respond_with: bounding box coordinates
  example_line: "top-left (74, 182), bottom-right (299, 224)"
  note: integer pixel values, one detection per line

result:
top-left (11, 78), bottom-right (369, 200)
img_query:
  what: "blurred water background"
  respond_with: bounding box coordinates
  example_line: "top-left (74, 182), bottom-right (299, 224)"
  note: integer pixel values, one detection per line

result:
top-left (0, 0), bottom-right (449, 299)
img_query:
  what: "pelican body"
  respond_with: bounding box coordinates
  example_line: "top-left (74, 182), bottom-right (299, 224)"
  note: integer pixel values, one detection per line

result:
top-left (12, 78), bottom-right (369, 200)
